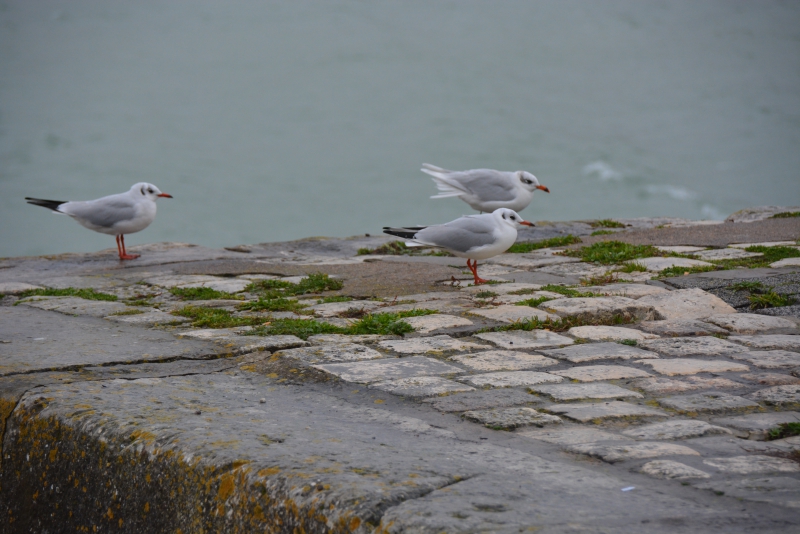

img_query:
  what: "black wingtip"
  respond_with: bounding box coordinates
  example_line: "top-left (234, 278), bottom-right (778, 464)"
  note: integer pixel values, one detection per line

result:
top-left (26, 197), bottom-right (66, 211)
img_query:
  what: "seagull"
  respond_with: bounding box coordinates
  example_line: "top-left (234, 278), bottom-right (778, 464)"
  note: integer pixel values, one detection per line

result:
top-left (383, 208), bottom-right (534, 285)
top-left (422, 163), bottom-right (549, 213)
top-left (26, 183), bottom-right (173, 260)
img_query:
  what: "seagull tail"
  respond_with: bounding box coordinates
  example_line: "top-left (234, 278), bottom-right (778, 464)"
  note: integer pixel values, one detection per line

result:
top-left (421, 163), bottom-right (453, 173)
top-left (25, 197), bottom-right (67, 212)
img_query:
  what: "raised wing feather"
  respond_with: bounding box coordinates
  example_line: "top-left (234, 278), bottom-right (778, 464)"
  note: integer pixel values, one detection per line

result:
top-left (452, 169), bottom-right (517, 201)
top-left (63, 196), bottom-right (137, 229)
top-left (414, 215), bottom-right (496, 253)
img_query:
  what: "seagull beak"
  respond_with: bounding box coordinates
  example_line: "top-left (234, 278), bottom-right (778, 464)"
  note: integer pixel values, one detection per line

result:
top-left (520, 220), bottom-right (535, 227)
top-left (536, 185), bottom-right (550, 193)
top-left (157, 193), bottom-right (173, 198)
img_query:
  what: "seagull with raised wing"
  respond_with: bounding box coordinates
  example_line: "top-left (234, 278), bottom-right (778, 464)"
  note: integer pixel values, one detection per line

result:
top-left (383, 208), bottom-right (534, 285)
top-left (26, 183), bottom-right (172, 260)
top-left (422, 163), bottom-right (549, 213)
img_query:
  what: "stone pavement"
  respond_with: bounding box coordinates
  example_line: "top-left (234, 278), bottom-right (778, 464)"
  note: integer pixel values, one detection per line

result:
top-left (1, 209), bottom-right (799, 532)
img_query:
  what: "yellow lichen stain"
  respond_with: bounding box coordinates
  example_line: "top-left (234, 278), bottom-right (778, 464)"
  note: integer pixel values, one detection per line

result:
top-left (143, 501), bottom-right (150, 513)
top-left (240, 364), bottom-right (256, 372)
top-left (258, 467), bottom-right (281, 477)
top-left (217, 474), bottom-right (236, 501)
top-left (49, 448), bottom-right (58, 462)
top-left (118, 519), bottom-right (123, 528)
top-left (349, 516), bottom-right (362, 530)
top-left (145, 473), bottom-right (151, 483)
top-left (373, 399), bottom-right (384, 404)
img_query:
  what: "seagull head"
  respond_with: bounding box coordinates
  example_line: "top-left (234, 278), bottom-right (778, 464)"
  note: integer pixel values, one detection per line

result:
top-left (516, 171), bottom-right (549, 193)
top-left (494, 208), bottom-right (534, 228)
top-left (131, 182), bottom-right (173, 201)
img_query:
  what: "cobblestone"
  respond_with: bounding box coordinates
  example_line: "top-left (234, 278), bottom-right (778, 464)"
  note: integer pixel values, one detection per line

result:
top-left (468, 304), bottom-right (557, 323)
top-left (567, 442), bottom-right (700, 463)
top-left (746, 385), bottom-right (800, 406)
top-left (637, 358), bottom-right (749, 376)
top-left (712, 412), bottom-right (800, 440)
top-left (542, 296), bottom-right (659, 322)
top-left (369, 376), bottom-right (475, 398)
top-left (703, 456), bottom-right (800, 475)
top-left (449, 350), bottom-right (558, 371)
top-left (519, 427), bottom-right (623, 445)
top-left (275, 343), bottom-right (384, 364)
top-left (728, 334), bottom-right (800, 351)
top-left (727, 350), bottom-right (800, 369)
top-left (637, 288), bottom-right (737, 320)
top-left (546, 401), bottom-right (667, 422)
top-left (313, 356), bottom-right (464, 383)
top-left (459, 371), bottom-right (563, 388)
top-left (637, 319), bottom-right (729, 337)
top-left (529, 383), bottom-right (642, 401)
top-left (541, 342), bottom-right (659, 363)
top-left (401, 313), bottom-right (474, 333)
top-left (622, 420), bottom-right (731, 440)
top-left (566, 325), bottom-right (659, 342)
top-left (658, 393), bottom-right (759, 413)
top-left (463, 407), bottom-right (562, 430)
top-left (552, 365), bottom-right (652, 382)
top-left (640, 336), bottom-right (748, 357)
top-left (378, 334), bottom-right (487, 354)
top-left (474, 330), bottom-right (574, 350)
top-left (640, 460), bottom-right (711, 480)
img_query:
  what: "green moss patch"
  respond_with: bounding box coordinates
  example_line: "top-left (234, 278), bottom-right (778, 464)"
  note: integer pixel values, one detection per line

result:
top-left (617, 262), bottom-right (647, 273)
top-left (590, 219), bottom-right (626, 228)
top-left (245, 273), bottom-right (343, 297)
top-left (493, 313), bottom-right (637, 333)
top-left (238, 298), bottom-right (309, 313)
top-left (770, 211), bottom-right (800, 219)
top-left (16, 287), bottom-right (118, 301)
top-left (767, 422), bottom-right (800, 440)
top-left (507, 234), bottom-right (582, 254)
top-left (564, 241), bottom-right (661, 264)
top-left (110, 309), bottom-right (146, 316)
top-left (515, 296), bottom-right (555, 307)
top-left (169, 287), bottom-right (244, 301)
top-left (317, 296), bottom-right (353, 304)
top-left (246, 309), bottom-right (437, 339)
top-left (712, 246), bottom-right (800, 270)
top-left (590, 229), bottom-right (616, 236)
top-left (749, 291), bottom-right (794, 310)
top-left (657, 265), bottom-right (718, 278)
top-left (730, 281), bottom-right (765, 292)
top-left (172, 306), bottom-right (265, 329)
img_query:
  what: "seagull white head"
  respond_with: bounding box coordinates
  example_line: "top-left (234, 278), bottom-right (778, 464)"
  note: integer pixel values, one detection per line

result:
top-left (516, 171), bottom-right (549, 193)
top-left (130, 182), bottom-right (172, 201)
top-left (493, 208), bottom-right (535, 229)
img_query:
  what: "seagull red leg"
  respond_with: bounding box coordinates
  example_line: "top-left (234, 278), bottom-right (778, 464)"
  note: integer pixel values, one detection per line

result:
top-left (118, 234), bottom-right (140, 260)
top-left (466, 259), bottom-right (489, 285)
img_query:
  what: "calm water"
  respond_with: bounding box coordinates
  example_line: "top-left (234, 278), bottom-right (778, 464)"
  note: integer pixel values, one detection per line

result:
top-left (1, 1), bottom-right (799, 257)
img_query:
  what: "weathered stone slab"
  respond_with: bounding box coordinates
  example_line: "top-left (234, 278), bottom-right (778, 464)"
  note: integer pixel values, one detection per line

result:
top-left (552, 365), bottom-right (652, 382)
top-left (541, 342), bottom-right (659, 363)
top-left (729, 334), bottom-right (800, 351)
top-left (180, 278), bottom-right (252, 293)
top-left (459, 371), bottom-right (563, 388)
top-left (486, 254), bottom-right (582, 269)
top-left (637, 319), bottom-right (729, 337)
top-left (275, 343), bottom-right (384, 364)
top-left (309, 300), bottom-right (383, 317)
top-left (313, 356), bottom-right (464, 384)
top-left (421, 389), bottom-right (536, 413)
top-left (636, 358), bottom-right (749, 376)
top-left (771, 257), bottom-right (800, 268)
top-left (567, 325), bottom-right (659, 342)
top-left (713, 412), bottom-right (800, 440)
top-left (658, 393), bottom-right (759, 413)
top-left (20, 296), bottom-right (130, 317)
top-left (654, 246), bottom-right (707, 254)
top-left (637, 288), bottom-right (736, 320)
top-left (468, 305), bottom-right (557, 323)
top-left (575, 284), bottom-right (668, 299)
top-left (529, 383), bottom-right (642, 401)
top-left (0, 282), bottom-right (43, 294)
top-left (728, 350), bottom-right (800, 369)
top-left (695, 477), bottom-right (800, 510)
top-left (493, 291), bottom-right (563, 305)
top-left (622, 420), bottom-right (731, 440)
top-left (640, 336), bottom-right (747, 357)
top-left (746, 385), bottom-right (800, 406)
top-left (449, 350), bottom-right (558, 371)
top-left (567, 442), bottom-right (700, 463)
top-left (537, 262), bottom-right (610, 278)
top-left (460, 283), bottom-right (542, 295)
top-left (519, 427), bottom-right (624, 445)
top-left (640, 460), bottom-right (711, 480)
top-left (463, 407), bottom-right (562, 430)
top-left (703, 456), bottom-right (800, 475)
top-left (704, 314), bottom-right (799, 335)
top-left (378, 335), bottom-right (487, 354)
top-left (370, 377), bottom-right (475, 398)
top-left (142, 274), bottom-right (227, 288)
top-left (547, 401), bottom-right (667, 422)
top-left (542, 297), bottom-right (659, 322)
top-left (474, 330), bottom-right (574, 350)
top-left (631, 376), bottom-right (741, 395)
top-left (401, 314), bottom-right (474, 333)
top-left (741, 373), bottom-right (800, 386)
top-left (308, 334), bottom-right (398, 344)
top-left (694, 248), bottom-right (763, 261)
top-left (104, 310), bottom-right (189, 326)
top-left (634, 257), bottom-right (713, 273)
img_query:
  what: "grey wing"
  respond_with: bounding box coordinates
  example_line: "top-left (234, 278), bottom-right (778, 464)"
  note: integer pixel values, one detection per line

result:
top-left (63, 197), bottom-right (137, 228)
top-left (452, 169), bottom-right (516, 201)
top-left (415, 216), bottom-right (497, 253)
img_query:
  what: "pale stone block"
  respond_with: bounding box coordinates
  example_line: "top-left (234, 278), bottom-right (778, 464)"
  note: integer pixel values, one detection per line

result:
top-left (313, 356), bottom-right (464, 384)
top-left (449, 350), bottom-right (558, 371)
top-left (307, 333), bottom-right (398, 344)
top-left (486, 254), bottom-right (582, 269)
top-left (468, 305), bottom-right (558, 323)
top-left (401, 314), bottom-right (474, 333)
top-left (695, 477), bottom-right (800, 509)
top-left (142, 274), bottom-right (225, 288)
top-left (310, 300), bottom-right (382, 317)
top-left (519, 427), bottom-right (623, 445)
top-left (654, 246), bottom-right (707, 253)
top-left (622, 420), bottom-right (731, 440)
top-left (728, 335), bottom-right (800, 351)
top-left (493, 291), bottom-right (563, 305)
top-left (546, 401), bottom-right (667, 422)
top-left (694, 248), bottom-right (762, 261)
top-left (640, 336), bottom-right (747, 357)
top-left (614, 271), bottom-right (655, 283)
top-left (713, 412), bottom-right (800, 440)
top-left (542, 297), bottom-right (659, 322)
top-left (771, 257), bottom-right (800, 268)
top-left (475, 330), bottom-right (574, 350)
top-left (275, 343), bottom-right (384, 364)
top-left (634, 257), bottom-right (713, 273)
top-left (529, 383), bottom-right (642, 401)
top-left (746, 385), bottom-right (800, 405)
top-left (105, 310), bottom-right (189, 326)
top-left (463, 407), bottom-right (562, 430)
top-left (658, 393), bottom-right (759, 413)
top-left (180, 278), bottom-right (252, 293)
top-left (370, 376), bottom-right (475, 398)
top-left (20, 297), bottom-right (130, 318)
top-left (0, 282), bottom-right (43, 294)
top-left (637, 288), bottom-right (736, 320)
top-left (378, 334), bottom-right (487, 354)
top-left (566, 326), bottom-right (659, 342)
top-left (552, 365), bottom-right (652, 382)
top-left (567, 442), bottom-right (699, 463)
top-left (631, 377), bottom-right (740, 395)
top-left (421, 389), bottom-right (536, 413)
top-left (541, 342), bottom-right (659, 363)
top-left (460, 283), bottom-right (542, 295)
top-left (640, 460), bottom-right (711, 480)
top-left (537, 262), bottom-right (611, 278)
top-left (703, 456), bottom-right (800, 475)
top-left (575, 284), bottom-right (669, 299)
top-left (704, 314), bottom-right (799, 335)
top-left (636, 358), bottom-right (749, 376)
top-left (638, 319), bottom-right (728, 337)
top-left (727, 350), bottom-right (800, 369)
top-left (740, 373), bottom-right (800, 386)
top-left (460, 371), bottom-right (562, 388)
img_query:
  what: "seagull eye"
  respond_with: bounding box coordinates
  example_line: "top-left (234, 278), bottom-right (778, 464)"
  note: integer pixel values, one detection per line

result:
top-left (148, 188), bottom-right (153, 193)
top-left (511, 216), bottom-right (516, 220)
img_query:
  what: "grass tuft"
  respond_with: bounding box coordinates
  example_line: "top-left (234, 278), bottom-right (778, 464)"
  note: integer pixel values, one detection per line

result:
top-left (590, 219), bottom-right (626, 228)
top-left (729, 281), bottom-right (765, 292)
top-left (474, 291), bottom-right (498, 299)
top-left (564, 241), bottom-right (661, 264)
top-left (749, 291), bottom-right (794, 310)
top-left (770, 211), bottom-right (800, 219)
top-left (766, 422), bottom-right (800, 440)
top-left (172, 306), bottom-right (265, 329)
top-left (618, 339), bottom-right (638, 346)
top-left (711, 246), bottom-right (800, 270)
top-left (617, 262), bottom-right (647, 273)
top-left (507, 235), bottom-right (582, 254)
top-left (16, 287), bottom-right (118, 301)
top-left (110, 309), bottom-right (145, 316)
top-left (515, 296), bottom-right (555, 308)
top-left (245, 309), bottom-right (437, 339)
top-left (317, 296), bottom-right (353, 304)
top-left (169, 287), bottom-right (244, 301)
top-left (590, 230), bottom-right (617, 236)
top-left (245, 273), bottom-right (343, 298)
top-left (493, 314), bottom-right (637, 333)
top-left (538, 284), bottom-right (595, 298)
top-left (658, 265), bottom-right (717, 278)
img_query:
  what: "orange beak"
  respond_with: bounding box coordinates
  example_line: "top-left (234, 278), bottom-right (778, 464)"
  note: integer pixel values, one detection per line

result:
top-left (520, 220), bottom-right (535, 227)
top-left (536, 185), bottom-right (550, 193)
top-left (157, 193), bottom-right (173, 198)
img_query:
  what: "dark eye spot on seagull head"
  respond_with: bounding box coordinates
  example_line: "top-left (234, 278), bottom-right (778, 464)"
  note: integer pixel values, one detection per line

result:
top-left (141, 186), bottom-right (145, 195)
top-left (148, 188), bottom-right (153, 194)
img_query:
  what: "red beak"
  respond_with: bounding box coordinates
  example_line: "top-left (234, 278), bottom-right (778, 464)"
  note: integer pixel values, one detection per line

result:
top-left (520, 220), bottom-right (534, 227)
top-left (536, 185), bottom-right (550, 193)
top-left (157, 193), bottom-right (173, 198)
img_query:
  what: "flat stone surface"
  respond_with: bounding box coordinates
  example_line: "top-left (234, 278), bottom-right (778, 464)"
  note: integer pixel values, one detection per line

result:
top-left (728, 350), bottom-right (800, 369)
top-left (637, 288), bottom-right (737, 320)
top-left (401, 313), bottom-right (474, 333)
top-left (695, 248), bottom-right (763, 260)
top-left (704, 314), bottom-right (799, 335)
top-left (313, 356), bottom-right (464, 384)
top-left (459, 282), bottom-right (542, 295)
top-left (486, 254), bottom-right (582, 269)
top-left (703, 456), bottom-right (800, 475)
top-left (635, 257), bottom-right (713, 272)
top-left (275, 343), bottom-right (384, 364)
top-left (729, 241), bottom-right (797, 248)
top-left (529, 383), bottom-right (643, 401)
top-left (575, 283), bottom-right (669, 299)
top-left (378, 334), bottom-right (487, 354)
top-left (537, 262), bottom-right (610, 278)
top-left (637, 358), bottom-right (750, 376)
top-left (180, 278), bottom-right (252, 293)
top-left (622, 420), bottom-right (731, 440)
top-left (463, 407), bottom-right (562, 430)
top-left (307, 334), bottom-right (398, 344)
top-left (309, 300), bottom-right (383, 317)
top-left (640, 336), bottom-right (748, 357)
top-left (637, 319), bottom-right (729, 337)
top-left (641, 460), bottom-right (711, 480)
top-left (370, 376), bottom-right (475, 398)
top-left (459, 371), bottom-right (563, 388)
top-left (142, 274), bottom-right (228, 288)
top-left (474, 330), bottom-right (574, 349)
top-left (741, 373), bottom-right (800, 386)
top-left (746, 385), bottom-right (800, 405)
top-left (519, 427), bottom-right (624, 445)
top-left (104, 309), bottom-right (189, 326)
top-left (654, 246), bottom-right (708, 253)
top-left (547, 401), bottom-right (667, 422)
top-left (658, 393), bottom-right (759, 413)
top-left (449, 350), bottom-right (558, 371)
top-left (380, 299), bottom-right (471, 315)
top-left (567, 325), bottom-right (659, 342)
top-left (567, 442), bottom-right (700, 463)
top-left (0, 282), bottom-right (43, 294)
top-left (631, 376), bottom-right (742, 395)
top-left (542, 296), bottom-right (659, 322)
top-left (541, 341), bottom-right (659, 363)
top-left (695, 477), bottom-right (800, 510)
top-left (20, 296), bottom-right (130, 317)
top-left (421, 389), bottom-right (537, 413)
top-left (729, 334), bottom-right (800, 351)
top-left (772, 257), bottom-right (800, 268)
top-left (468, 305), bottom-right (557, 323)
top-left (552, 365), bottom-right (652, 382)
top-left (713, 412), bottom-right (800, 440)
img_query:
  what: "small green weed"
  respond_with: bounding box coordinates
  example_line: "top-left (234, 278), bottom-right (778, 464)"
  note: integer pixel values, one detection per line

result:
top-left (766, 422), bottom-right (800, 440)
top-left (494, 314), bottom-right (637, 333)
top-left (475, 291), bottom-right (498, 299)
top-left (658, 265), bottom-right (717, 278)
top-left (169, 287), bottom-right (244, 301)
top-left (711, 246), bottom-right (800, 270)
top-left (246, 273), bottom-right (343, 297)
top-left (246, 309), bottom-right (436, 339)
top-left (580, 272), bottom-right (619, 286)
top-left (317, 296), bottom-right (353, 304)
top-left (590, 219), bottom-right (626, 228)
top-left (110, 309), bottom-right (145, 316)
top-left (125, 299), bottom-right (155, 307)
top-left (749, 291), bottom-right (794, 310)
top-left (618, 339), bottom-right (638, 346)
top-left (564, 241), bottom-right (661, 264)
top-left (617, 262), bottom-right (647, 273)
top-left (172, 306), bottom-right (265, 329)
top-left (539, 284), bottom-right (586, 298)
top-left (515, 296), bottom-right (554, 308)
top-left (16, 287), bottom-right (118, 301)
top-left (507, 234), bottom-right (582, 253)
top-left (238, 297), bottom-right (309, 313)
top-left (770, 211), bottom-right (800, 219)
top-left (590, 230), bottom-right (616, 236)
top-left (729, 281), bottom-right (765, 292)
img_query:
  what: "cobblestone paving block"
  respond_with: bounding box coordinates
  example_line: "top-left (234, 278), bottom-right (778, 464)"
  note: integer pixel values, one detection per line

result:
top-left (421, 389), bottom-right (537, 413)
top-left (746, 385), bottom-right (800, 406)
top-left (275, 343), bottom-right (384, 364)
top-left (529, 383), bottom-right (643, 401)
top-left (622, 420), bottom-right (732, 440)
top-left (741, 373), bottom-right (800, 386)
top-left (694, 248), bottom-right (763, 261)
top-left (460, 283), bottom-right (542, 295)
top-left (21, 297), bottom-right (130, 318)
top-left (493, 291), bottom-right (564, 305)
top-left (468, 305), bottom-right (558, 323)
top-left (614, 271), bottom-right (656, 283)
top-left (695, 477), bottom-right (800, 510)
top-left (105, 310), bottom-right (189, 326)
top-left (313, 356), bottom-right (464, 384)
top-left (712, 412), bottom-right (800, 440)
top-left (727, 350), bottom-right (800, 369)
top-left (567, 442), bottom-right (700, 463)
top-left (463, 407), bottom-right (562, 430)
top-left (518, 427), bottom-right (624, 445)
top-left (552, 365), bottom-right (652, 382)
top-left (575, 284), bottom-right (669, 299)
top-left (307, 334), bottom-right (399, 344)
top-left (630, 376), bottom-right (741, 395)
top-left (309, 300), bottom-right (383, 317)
top-left (370, 377), bottom-right (475, 398)
top-left (378, 334), bottom-right (487, 354)
top-left (640, 460), bottom-right (711, 480)
top-left (658, 393), bottom-right (759, 413)
top-left (566, 325), bottom-right (659, 342)
top-left (537, 262), bottom-right (611, 278)
top-left (379, 299), bottom-right (472, 315)
top-left (637, 319), bottom-right (729, 337)
top-left (178, 327), bottom-right (253, 340)
top-left (704, 314), bottom-right (799, 335)
top-left (449, 350), bottom-right (558, 371)
top-left (654, 246), bottom-right (708, 253)
top-left (142, 274), bottom-right (226, 288)
top-left (401, 314), bottom-right (474, 333)
top-left (771, 257), bottom-right (800, 268)
top-left (546, 401), bottom-right (667, 422)
top-left (180, 278), bottom-right (252, 293)
top-left (485, 254), bottom-right (582, 269)
top-left (459, 371), bottom-right (563, 388)
top-left (729, 335), bottom-right (800, 351)
top-left (703, 456), bottom-right (800, 475)
top-left (637, 288), bottom-right (737, 320)
top-left (541, 342), bottom-right (659, 363)
top-left (475, 330), bottom-right (574, 350)
top-left (634, 257), bottom-right (713, 272)
top-left (542, 297), bottom-right (659, 322)
top-left (391, 291), bottom-right (467, 302)
top-left (236, 274), bottom-right (280, 280)
top-left (636, 358), bottom-right (750, 376)
top-left (0, 282), bottom-right (43, 294)
top-left (640, 336), bottom-right (748, 357)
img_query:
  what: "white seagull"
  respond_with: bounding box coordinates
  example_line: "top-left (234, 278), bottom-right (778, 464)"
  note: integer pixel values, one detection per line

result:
top-left (422, 163), bottom-right (549, 213)
top-left (383, 208), bottom-right (534, 285)
top-left (26, 182), bottom-right (173, 260)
